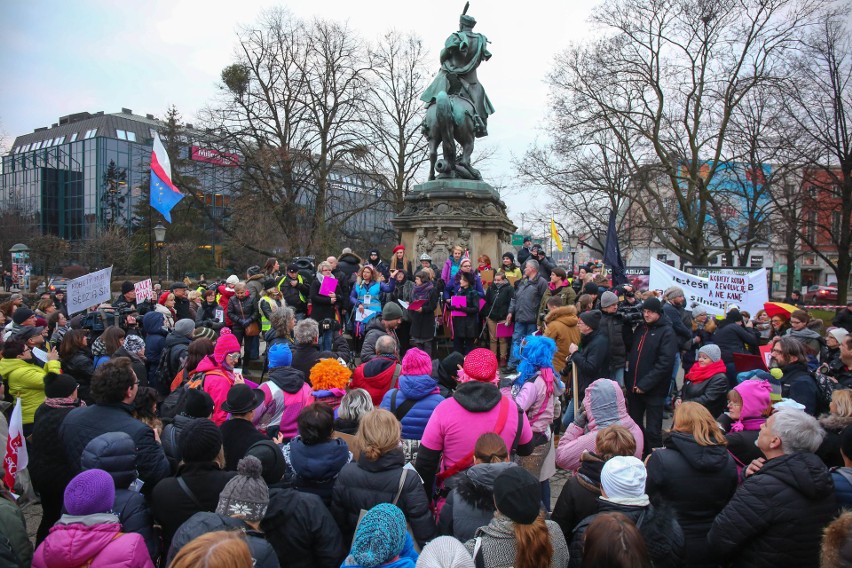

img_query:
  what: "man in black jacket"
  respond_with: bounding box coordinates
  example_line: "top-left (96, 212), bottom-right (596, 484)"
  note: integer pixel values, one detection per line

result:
top-left (708, 409), bottom-right (836, 567)
top-left (219, 384), bottom-right (267, 470)
top-left (599, 291), bottom-right (632, 387)
top-left (771, 337), bottom-right (819, 415)
top-left (662, 286), bottom-right (696, 403)
top-left (567, 310), bottom-right (609, 416)
top-left (171, 282), bottom-right (192, 320)
top-left (60, 358), bottom-right (171, 491)
top-left (833, 300), bottom-right (852, 333)
top-left (625, 298), bottom-right (676, 453)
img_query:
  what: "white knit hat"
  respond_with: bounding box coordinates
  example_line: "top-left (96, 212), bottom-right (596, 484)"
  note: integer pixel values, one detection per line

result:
top-left (601, 456), bottom-right (647, 499)
top-left (226, 275), bottom-right (239, 285)
top-left (828, 327), bottom-right (849, 344)
top-left (416, 536), bottom-right (475, 568)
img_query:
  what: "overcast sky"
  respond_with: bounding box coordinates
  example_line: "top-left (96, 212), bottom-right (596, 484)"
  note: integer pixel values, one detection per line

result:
top-left (0, 0), bottom-right (603, 235)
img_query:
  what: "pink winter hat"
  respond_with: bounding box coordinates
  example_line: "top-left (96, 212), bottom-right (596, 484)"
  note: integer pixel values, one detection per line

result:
top-left (461, 349), bottom-right (499, 383)
top-left (401, 348), bottom-right (433, 376)
top-left (213, 328), bottom-right (242, 364)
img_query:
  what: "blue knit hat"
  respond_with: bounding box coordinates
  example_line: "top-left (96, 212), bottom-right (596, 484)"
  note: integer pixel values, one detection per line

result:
top-left (348, 503), bottom-right (407, 567)
top-left (268, 342), bottom-right (293, 369)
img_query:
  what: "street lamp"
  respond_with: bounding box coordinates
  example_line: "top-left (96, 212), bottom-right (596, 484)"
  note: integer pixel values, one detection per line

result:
top-left (567, 230), bottom-right (579, 276)
top-left (154, 223), bottom-right (166, 283)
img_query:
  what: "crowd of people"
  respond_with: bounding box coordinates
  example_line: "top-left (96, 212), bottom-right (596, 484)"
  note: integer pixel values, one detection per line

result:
top-left (1, 241), bottom-right (852, 567)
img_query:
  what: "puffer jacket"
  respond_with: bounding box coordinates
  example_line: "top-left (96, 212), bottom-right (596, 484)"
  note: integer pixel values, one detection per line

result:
top-left (599, 310), bottom-right (630, 370)
top-left (262, 486), bottom-right (347, 568)
top-left (0, 358), bottom-right (62, 425)
top-left (167, 512), bottom-right (279, 568)
top-left (351, 356), bottom-right (402, 406)
top-left (680, 368), bottom-right (729, 419)
top-left (331, 448), bottom-right (436, 547)
top-left (508, 275), bottom-right (549, 324)
top-left (380, 374), bottom-right (445, 440)
top-left (544, 306), bottom-right (581, 371)
top-left (360, 317), bottom-right (399, 363)
top-left (253, 366), bottom-right (313, 438)
top-left (556, 378), bottom-right (644, 472)
top-left (438, 461), bottom-right (516, 542)
top-left (646, 432), bottom-right (737, 568)
top-left (33, 514), bottom-right (153, 568)
top-left (142, 311), bottom-right (167, 388)
top-left (778, 361), bottom-right (819, 416)
top-left (708, 451), bottom-right (837, 567)
top-left (283, 437), bottom-right (351, 505)
top-left (570, 499), bottom-right (684, 568)
top-left (714, 321), bottom-right (760, 365)
top-left (831, 466), bottom-right (852, 510)
top-left (80, 432), bottom-right (158, 560)
top-left (465, 513), bottom-right (569, 568)
top-left (194, 356), bottom-right (235, 426)
top-left (568, 328), bottom-right (609, 402)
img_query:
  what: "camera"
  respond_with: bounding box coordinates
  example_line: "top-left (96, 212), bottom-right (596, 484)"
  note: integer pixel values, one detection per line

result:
top-left (81, 307), bottom-right (137, 336)
top-left (320, 318), bottom-right (340, 333)
top-left (617, 302), bottom-right (645, 326)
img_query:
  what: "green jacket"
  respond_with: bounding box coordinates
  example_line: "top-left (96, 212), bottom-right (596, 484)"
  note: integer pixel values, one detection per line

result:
top-left (0, 492), bottom-right (32, 568)
top-left (0, 358), bottom-right (62, 424)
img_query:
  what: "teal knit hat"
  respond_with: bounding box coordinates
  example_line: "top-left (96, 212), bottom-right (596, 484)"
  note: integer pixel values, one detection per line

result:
top-left (348, 503), bottom-right (407, 567)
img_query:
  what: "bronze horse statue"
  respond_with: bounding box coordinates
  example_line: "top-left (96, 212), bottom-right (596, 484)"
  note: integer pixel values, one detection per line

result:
top-left (424, 90), bottom-right (482, 181)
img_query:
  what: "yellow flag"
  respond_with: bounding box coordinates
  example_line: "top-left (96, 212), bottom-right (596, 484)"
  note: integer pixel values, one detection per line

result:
top-left (551, 218), bottom-right (563, 252)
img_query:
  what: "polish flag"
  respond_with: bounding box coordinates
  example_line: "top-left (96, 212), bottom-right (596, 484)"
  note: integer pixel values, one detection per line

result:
top-left (3, 399), bottom-right (28, 492)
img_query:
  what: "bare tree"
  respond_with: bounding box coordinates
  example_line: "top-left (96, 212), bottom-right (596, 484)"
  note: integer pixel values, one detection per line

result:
top-left (537, 0), bottom-right (824, 266)
top-left (81, 226), bottom-right (140, 274)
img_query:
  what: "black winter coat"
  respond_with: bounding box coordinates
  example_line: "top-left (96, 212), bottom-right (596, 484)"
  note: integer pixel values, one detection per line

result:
top-left (309, 277), bottom-right (346, 322)
top-left (707, 451), bottom-right (836, 568)
top-left (450, 287), bottom-right (481, 339)
top-left (168, 512), bottom-right (279, 568)
top-left (680, 371), bottom-right (729, 418)
top-left (280, 277), bottom-right (310, 314)
top-left (151, 462), bottom-right (237, 544)
top-left (28, 401), bottom-right (81, 500)
top-left (663, 302), bottom-right (693, 344)
top-left (832, 308), bottom-right (852, 333)
top-left (779, 361), bottom-right (819, 416)
top-left (331, 448), bottom-right (437, 547)
top-left (713, 321), bottom-right (760, 364)
top-left (646, 432), bottom-right (737, 568)
top-left (599, 311), bottom-right (629, 369)
top-left (60, 349), bottom-right (95, 403)
top-left (437, 461), bottom-right (515, 542)
top-left (569, 329), bottom-right (609, 401)
top-left (263, 486), bottom-right (347, 568)
top-left (227, 293), bottom-right (258, 331)
top-left (291, 335), bottom-right (351, 382)
top-left (409, 286), bottom-right (439, 340)
top-left (483, 281), bottom-right (513, 322)
top-left (570, 499), bottom-right (684, 568)
top-left (220, 418), bottom-right (267, 471)
top-left (161, 414), bottom-right (197, 464)
top-left (60, 403), bottom-right (171, 489)
top-left (111, 347), bottom-right (147, 389)
top-left (626, 318), bottom-right (677, 397)
top-left (551, 452), bottom-right (604, 542)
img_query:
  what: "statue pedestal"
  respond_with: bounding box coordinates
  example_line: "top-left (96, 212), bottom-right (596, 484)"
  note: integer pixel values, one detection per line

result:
top-left (391, 179), bottom-right (517, 269)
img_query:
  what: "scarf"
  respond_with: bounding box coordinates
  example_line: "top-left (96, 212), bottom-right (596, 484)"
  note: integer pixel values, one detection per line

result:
top-left (44, 397), bottom-right (85, 409)
top-left (730, 415), bottom-right (766, 433)
top-left (685, 359), bottom-right (726, 384)
top-left (411, 280), bottom-right (434, 301)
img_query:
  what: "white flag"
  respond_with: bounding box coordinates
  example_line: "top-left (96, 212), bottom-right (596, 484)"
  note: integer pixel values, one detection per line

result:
top-left (3, 398), bottom-right (28, 491)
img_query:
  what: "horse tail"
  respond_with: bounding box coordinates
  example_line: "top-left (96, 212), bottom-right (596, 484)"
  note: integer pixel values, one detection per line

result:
top-left (436, 90), bottom-right (453, 125)
top-left (436, 91), bottom-right (455, 154)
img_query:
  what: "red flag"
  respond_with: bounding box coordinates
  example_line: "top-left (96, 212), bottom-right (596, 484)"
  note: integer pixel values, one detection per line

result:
top-left (3, 399), bottom-right (28, 491)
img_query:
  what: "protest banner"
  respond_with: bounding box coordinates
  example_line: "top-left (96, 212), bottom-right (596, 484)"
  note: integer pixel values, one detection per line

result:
top-left (134, 279), bottom-right (154, 303)
top-left (648, 259), bottom-right (767, 316)
top-left (67, 266), bottom-right (113, 314)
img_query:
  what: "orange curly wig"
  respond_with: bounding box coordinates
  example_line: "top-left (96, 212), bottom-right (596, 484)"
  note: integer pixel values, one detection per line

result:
top-left (310, 358), bottom-right (352, 391)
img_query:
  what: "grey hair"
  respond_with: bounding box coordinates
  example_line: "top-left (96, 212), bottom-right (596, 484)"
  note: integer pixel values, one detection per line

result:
top-left (270, 306), bottom-right (295, 336)
top-left (294, 318), bottom-right (319, 345)
top-left (524, 259), bottom-right (539, 272)
top-left (375, 335), bottom-right (398, 356)
top-left (772, 409), bottom-right (825, 454)
top-left (338, 388), bottom-right (374, 421)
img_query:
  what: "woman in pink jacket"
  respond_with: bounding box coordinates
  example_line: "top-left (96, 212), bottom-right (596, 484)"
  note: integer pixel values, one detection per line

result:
top-left (556, 378), bottom-right (644, 472)
top-left (33, 469), bottom-right (153, 568)
top-left (195, 328), bottom-right (258, 425)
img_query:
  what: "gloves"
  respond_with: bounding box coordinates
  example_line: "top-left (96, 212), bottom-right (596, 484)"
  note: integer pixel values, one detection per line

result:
top-left (574, 407), bottom-right (588, 430)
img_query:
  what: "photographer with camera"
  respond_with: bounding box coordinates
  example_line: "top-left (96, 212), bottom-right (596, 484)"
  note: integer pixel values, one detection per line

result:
top-left (529, 244), bottom-right (556, 280)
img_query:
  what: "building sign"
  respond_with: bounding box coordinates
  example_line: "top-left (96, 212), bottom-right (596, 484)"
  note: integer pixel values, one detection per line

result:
top-left (190, 146), bottom-right (240, 167)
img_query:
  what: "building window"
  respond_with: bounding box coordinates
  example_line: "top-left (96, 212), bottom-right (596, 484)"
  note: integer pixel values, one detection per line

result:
top-left (150, 128), bottom-right (158, 138)
top-left (126, 131), bottom-right (136, 142)
top-left (832, 212), bottom-right (841, 238)
top-left (116, 129), bottom-right (127, 140)
top-left (84, 128), bottom-right (98, 139)
top-left (806, 211), bottom-right (817, 242)
top-left (69, 132), bottom-right (78, 142)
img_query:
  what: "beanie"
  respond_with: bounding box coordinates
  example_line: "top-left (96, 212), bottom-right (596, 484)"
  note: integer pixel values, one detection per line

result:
top-left (600, 291), bottom-right (619, 309)
top-left (247, 265), bottom-right (261, 277)
top-left (462, 348), bottom-right (498, 383)
top-left (726, 309), bottom-right (743, 323)
top-left (642, 297), bottom-right (663, 314)
top-left (216, 456), bottom-right (269, 522)
top-left (44, 372), bottom-right (78, 399)
top-left (245, 440), bottom-right (287, 485)
top-left (174, 318), bottom-right (195, 338)
top-left (663, 286), bottom-right (685, 301)
top-left (502, 252), bottom-right (515, 262)
top-left (829, 328), bottom-right (849, 344)
top-left (692, 306), bottom-right (707, 318)
top-left (583, 282), bottom-right (599, 296)
top-left (184, 388), bottom-right (215, 419)
top-left (698, 344), bottom-right (722, 363)
top-left (348, 503), bottom-right (408, 567)
top-left (179, 418), bottom-right (222, 463)
top-left (493, 467), bottom-right (541, 525)
top-left (193, 326), bottom-right (217, 341)
top-left (226, 275), bottom-right (239, 285)
top-left (64, 469), bottom-right (115, 516)
top-left (416, 536), bottom-right (475, 568)
top-left (213, 328), bottom-right (242, 364)
top-left (600, 456), bottom-right (647, 499)
top-left (268, 342), bottom-right (293, 369)
top-left (12, 308), bottom-right (35, 325)
top-left (382, 302), bottom-right (404, 321)
top-left (123, 334), bottom-right (146, 354)
top-left (402, 348), bottom-right (433, 376)
top-left (579, 310), bottom-right (602, 332)
top-left (440, 352), bottom-right (465, 381)
top-left (121, 280), bottom-right (135, 295)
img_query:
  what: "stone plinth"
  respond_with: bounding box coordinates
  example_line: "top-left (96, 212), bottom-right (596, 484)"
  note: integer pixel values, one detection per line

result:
top-left (391, 179), bottom-right (516, 269)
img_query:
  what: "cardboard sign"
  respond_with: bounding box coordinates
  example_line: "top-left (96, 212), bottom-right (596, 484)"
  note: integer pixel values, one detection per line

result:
top-left (134, 279), bottom-right (154, 303)
top-left (479, 268), bottom-right (494, 284)
top-left (67, 266), bottom-right (113, 314)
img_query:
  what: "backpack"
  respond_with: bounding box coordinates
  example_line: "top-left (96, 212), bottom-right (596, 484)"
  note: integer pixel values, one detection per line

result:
top-left (160, 372), bottom-right (206, 420)
top-left (813, 370), bottom-right (837, 415)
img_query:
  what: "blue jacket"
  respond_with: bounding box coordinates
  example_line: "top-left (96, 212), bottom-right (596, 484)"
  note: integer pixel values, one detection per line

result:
top-left (284, 437), bottom-right (351, 505)
top-left (831, 467), bottom-right (852, 510)
top-left (380, 374), bottom-right (445, 440)
top-left (142, 311), bottom-right (167, 387)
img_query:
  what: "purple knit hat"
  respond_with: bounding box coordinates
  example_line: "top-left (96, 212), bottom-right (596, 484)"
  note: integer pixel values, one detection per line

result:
top-left (401, 347), bottom-right (433, 376)
top-left (64, 469), bottom-right (115, 516)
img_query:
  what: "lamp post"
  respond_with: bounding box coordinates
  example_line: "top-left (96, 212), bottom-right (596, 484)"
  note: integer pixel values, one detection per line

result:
top-left (154, 223), bottom-right (166, 284)
top-left (567, 230), bottom-right (579, 277)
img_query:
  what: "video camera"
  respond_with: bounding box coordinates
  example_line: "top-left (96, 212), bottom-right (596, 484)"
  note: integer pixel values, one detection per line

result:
top-left (320, 318), bottom-right (341, 333)
top-left (80, 306), bottom-right (137, 336)
top-left (616, 301), bottom-right (645, 326)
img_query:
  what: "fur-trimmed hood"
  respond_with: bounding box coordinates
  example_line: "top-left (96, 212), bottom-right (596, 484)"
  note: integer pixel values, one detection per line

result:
top-left (818, 413), bottom-right (852, 433)
top-left (545, 306), bottom-right (579, 326)
top-left (454, 462), bottom-right (516, 511)
top-left (821, 511), bottom-right (852, 567)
